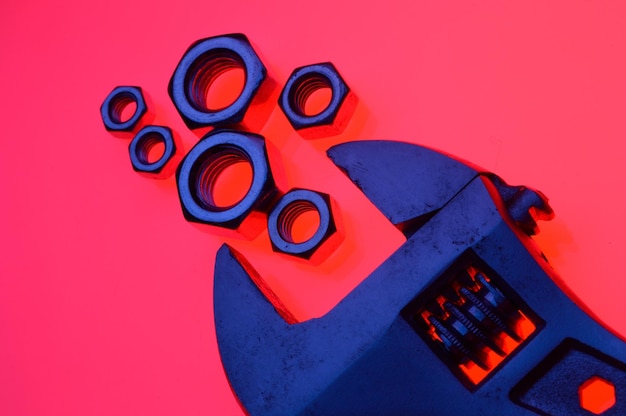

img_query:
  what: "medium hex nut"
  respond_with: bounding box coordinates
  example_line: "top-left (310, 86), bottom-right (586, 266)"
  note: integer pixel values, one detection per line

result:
top-left (267, 188), bottom-right (342, 263)
top-left (279, 62), bottom-right (357, 139)
top-left (169, 34), bottom-right (275, 131)
top-left (176, 130), bottom-right (278, 238)
top-left (100, 86), bottom-right (147, 132)
top-left (129, 125), bottom-right (178, 179)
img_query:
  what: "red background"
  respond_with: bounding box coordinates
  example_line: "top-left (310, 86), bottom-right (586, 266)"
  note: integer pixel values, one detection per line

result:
top-left (2, 1), bottom-right (626, 415)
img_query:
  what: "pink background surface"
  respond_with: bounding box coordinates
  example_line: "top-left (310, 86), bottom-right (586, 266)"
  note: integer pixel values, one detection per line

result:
top-left (2, 1), bottom-right (626, 415)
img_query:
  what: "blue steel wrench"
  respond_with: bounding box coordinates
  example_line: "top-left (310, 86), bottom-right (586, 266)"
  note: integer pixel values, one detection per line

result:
top-left (214, 140), bottom-right (626, 415)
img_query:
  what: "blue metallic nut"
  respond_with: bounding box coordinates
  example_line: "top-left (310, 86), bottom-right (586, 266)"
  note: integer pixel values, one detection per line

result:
top-left (267, 188), bottom-right (341, 262)
top-left (128, 125), bottom-right (177, 178)
top-left (278, 62), bottom-right (358, 139)
top-left (176, 130), bottom-right (278, 237)
top-left (168, 34), bottom-right (272, 130)
top-left (100, 86), bottom-right (147, 132)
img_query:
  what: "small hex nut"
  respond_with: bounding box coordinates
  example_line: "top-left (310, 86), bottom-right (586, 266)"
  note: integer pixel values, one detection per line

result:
top-left (129, 125), bottom-right (178, 179)
top-left (176, 130), bottom-right (278, 238)
top-left (279, 62), bottom-right (357, 139)
top-left (169, 34), bottom-right (272, 131)
top-left (100, 86), bottom-right (147, 132)
top-left (268, 188), bottom-right (342, 263)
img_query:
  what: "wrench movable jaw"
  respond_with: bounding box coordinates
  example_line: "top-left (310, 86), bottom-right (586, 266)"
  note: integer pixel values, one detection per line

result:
top-left (327, 140), bottom-right (480, 237)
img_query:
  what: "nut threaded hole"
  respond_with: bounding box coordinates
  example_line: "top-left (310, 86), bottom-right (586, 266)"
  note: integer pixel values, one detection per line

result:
top-left (290, 74), bottom-right (333, 116)
top-left (278, 200), bottom-right (321, 244)
top-left (192, 147), bottom-right (253, 211)
top-left (110, 93), bottom-right (138, 123)
top-left (137, 134), bottom-right (166, 165)
top-left (187, 51), bottom-right (246, 112)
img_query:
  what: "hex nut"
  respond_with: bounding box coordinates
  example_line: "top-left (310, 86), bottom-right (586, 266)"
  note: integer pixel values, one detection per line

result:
top-left (176, 129), bottom-right (278, 238)
top-left (267, 188), bottom-right (342, 263)
top-left (128, 125), bottom-right (178, 179)
top-left (278, 62), bottom-right (357, 139)
top-left (169, 34), bottom-right (275, 131)
top-left (100, 86), bottom-right (147, 132)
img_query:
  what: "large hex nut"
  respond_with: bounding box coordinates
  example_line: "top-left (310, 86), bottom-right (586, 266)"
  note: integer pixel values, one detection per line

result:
top-left (278, 62), bottom-right (358, 139)
top-left (176, 130), bottom-right (278, 238)
top-left (267, 188), bottom-right (342, 264)
top-left (100, 86), bottom-right (147, 132)
top-left (169, 34), bottom-right (275, 131)
top-left (128, 125), bottom-right (179, 179)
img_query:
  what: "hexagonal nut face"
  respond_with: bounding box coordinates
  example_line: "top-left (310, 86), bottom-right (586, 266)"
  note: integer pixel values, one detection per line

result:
top-left (176, 130), bottom-right (277, 238)
top-left (128, 125), bottom-right (178, 178)
top-left (278, 62), bottom-right (358, 139)
top-left (168, 34), bottom-right (269, 130)
top-left (267, 188), bottom-right (342, 263)
top-left (579, 376), bottom-right (616, 414)
top-left (100, 86), bottom-right (147, 132)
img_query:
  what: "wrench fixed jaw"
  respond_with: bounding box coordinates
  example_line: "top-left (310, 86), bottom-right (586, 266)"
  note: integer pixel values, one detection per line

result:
top-left (214, 243), bottom-right (396, 416)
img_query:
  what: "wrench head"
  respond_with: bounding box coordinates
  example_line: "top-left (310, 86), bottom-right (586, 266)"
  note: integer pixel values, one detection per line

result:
top-left (215, 140), bottom-right (626, 416)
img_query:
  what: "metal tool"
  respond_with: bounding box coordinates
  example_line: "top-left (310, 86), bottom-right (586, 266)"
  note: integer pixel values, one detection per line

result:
top-left (214, 140), bottom-right (626, 416)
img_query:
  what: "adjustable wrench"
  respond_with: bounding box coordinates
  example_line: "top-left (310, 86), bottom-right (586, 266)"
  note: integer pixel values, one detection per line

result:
top-left (215, 140), bottom-right (626, 415)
